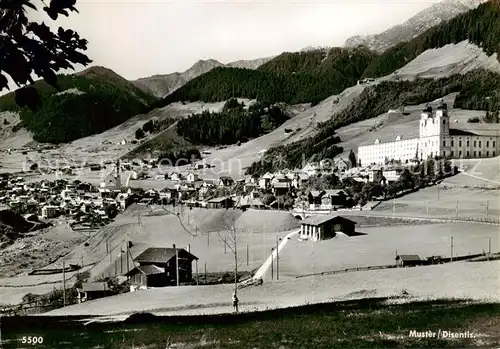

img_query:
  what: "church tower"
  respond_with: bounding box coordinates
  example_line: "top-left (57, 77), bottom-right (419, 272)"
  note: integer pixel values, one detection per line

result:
top-left (115, 159), bottom-right (122, 189)
top-left (419, 101), bottom-right (449, 160)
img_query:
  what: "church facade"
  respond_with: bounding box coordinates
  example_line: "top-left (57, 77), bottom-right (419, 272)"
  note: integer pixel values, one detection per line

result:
top-left (358, 102), bottom-right (500, 166)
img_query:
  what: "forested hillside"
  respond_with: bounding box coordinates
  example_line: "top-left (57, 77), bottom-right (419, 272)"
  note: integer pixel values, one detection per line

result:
top-left (158, 47), bottom-right (377, 107)
top-left (362, 1), bottom-right (500, 78)
top-left (246, 69), bottom-right (500, 175)
top-left (176, 99), bottom-right (289, 145)
top-left (0, 67), bottom-right (158, 143)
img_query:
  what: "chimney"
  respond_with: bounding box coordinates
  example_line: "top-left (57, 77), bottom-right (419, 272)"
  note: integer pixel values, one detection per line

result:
top-left (173, 244), bottom-right (176, 250)
top-left (187, 244), bottom-right (191, 253)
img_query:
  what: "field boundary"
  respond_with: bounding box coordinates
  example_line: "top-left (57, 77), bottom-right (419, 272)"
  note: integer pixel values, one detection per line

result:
top-left (295, 252), bottom-right (487, 279)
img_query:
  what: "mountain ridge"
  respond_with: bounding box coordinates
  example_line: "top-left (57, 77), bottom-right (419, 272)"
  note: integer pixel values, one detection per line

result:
top-left (344, 0), bottom-right (488, 52)
top-left (132, 56), bottom-right (275, 98)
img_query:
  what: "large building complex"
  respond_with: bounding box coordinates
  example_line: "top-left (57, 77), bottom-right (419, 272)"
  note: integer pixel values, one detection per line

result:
top-left (358, 101), bottom-right (500, 166)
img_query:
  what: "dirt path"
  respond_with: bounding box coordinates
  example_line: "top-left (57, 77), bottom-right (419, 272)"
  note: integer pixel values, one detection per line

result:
top-left (252, 229), bottom-right (300, 280)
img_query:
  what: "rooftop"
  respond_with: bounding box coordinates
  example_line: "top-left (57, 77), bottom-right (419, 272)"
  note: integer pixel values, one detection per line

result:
top-left (135, 247), bottom-right (198, 264)
top-left (78, 282), bottom-right (110, 292)
top-left (301, 215), bottom-right (356, 226)
top-left (395, 254), bottom-right (422, 262)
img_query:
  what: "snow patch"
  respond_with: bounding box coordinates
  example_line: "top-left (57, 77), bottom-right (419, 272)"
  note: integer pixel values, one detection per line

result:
top-left (392, 40), bottom-right (500, 79)
top-left (55, 88), bottom-right (85, 96)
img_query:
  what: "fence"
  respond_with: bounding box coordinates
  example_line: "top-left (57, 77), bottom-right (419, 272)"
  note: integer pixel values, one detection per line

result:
top-left (0, 302), bottom-right (57, 316)
top-left (295, 264), bottom-right (397, 279)
top-left (295, 252), bottom-right (491, 279)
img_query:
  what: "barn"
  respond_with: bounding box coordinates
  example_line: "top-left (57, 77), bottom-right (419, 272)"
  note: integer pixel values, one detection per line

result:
top-left (77, 282), bottom-right (114, 303)
top-left (125, 246), bottom-right (198, 287)
top-left (299, 215), bottom-right (357, 241)
top-left (206, 197), bottom-right (233, 209)
top-left (395, 254), bottom-right (423, 267)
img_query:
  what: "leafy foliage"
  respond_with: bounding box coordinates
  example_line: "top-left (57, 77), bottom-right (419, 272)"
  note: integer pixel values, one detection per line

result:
top-left (0, 0), bottom-right (92, 109)
top-left (135, 128), bottom-right (145, 139)
top-left (484, 110), bottom-right (500, 123)
top-left (176, 101), bottom-right (289, 145)
top-left (0, 72), bottom-right (158, 143)
top-left (362, 1), bottom-right (500, 78)
top-left (157, 47), bottom-right (377, 106)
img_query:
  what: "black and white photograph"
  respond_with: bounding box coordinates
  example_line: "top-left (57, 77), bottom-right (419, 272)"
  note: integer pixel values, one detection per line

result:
top-left (0, 0), bottom-right (499, 347)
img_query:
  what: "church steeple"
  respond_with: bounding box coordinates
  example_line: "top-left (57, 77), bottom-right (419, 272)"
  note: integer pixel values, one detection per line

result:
top-left (115, 159), bottom-right (122, 189)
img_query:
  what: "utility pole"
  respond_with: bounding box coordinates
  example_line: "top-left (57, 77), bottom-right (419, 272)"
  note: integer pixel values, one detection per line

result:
top-left (455, 200), bottom-right (459, 220)
top-left (392, 198), bottom-right (395, 216)
top-left (426, 201), bottom-right (429, 217)
top-left (195, 259), bottom-right (199, 285)
top-left (126, 241), bottom-right (130, 281)
top-left (451, 236), bottom-right (454, 262)
top-left (246, 244), bottom-right (249, 267)
top-left (271, 248), bottom-right (274, 280)
top-left (276, 238), bottom-right (280, 280)
top-left (204, 262), bottom-right (207, 284)
top-left (224, 237), bottom-right (227, 254)
top-left (62, 259), bottom-right (66, 307)
top-left (109, 240), bottom-right (112, 264)
top-left (437, 185), bottom-right (440, 200)
top-left (486, 200), bottom-right (489, 220)
top-left (175, 245), bottom-right (179, 286)
top-left (489, 237), bottom-right (491, 255)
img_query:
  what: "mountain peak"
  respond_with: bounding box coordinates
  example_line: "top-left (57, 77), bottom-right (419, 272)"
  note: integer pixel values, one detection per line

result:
top-left (343, 0), bottom-right (488, 52)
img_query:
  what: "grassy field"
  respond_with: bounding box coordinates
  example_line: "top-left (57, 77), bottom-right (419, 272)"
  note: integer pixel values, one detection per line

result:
top-left (2, 299), bottom-right (500, 349)
top-left (278, 223), bottom-right (499, 279)
top-left (44, 260), bottom-right (500, 317)
top-left (373, 185), bottom-right (500, 220)
top-left (0, 206), bottom-right (301, 305)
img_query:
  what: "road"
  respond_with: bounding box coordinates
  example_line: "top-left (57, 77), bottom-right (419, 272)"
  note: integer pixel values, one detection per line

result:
top-left (252, 229), bottom-right (300, 280)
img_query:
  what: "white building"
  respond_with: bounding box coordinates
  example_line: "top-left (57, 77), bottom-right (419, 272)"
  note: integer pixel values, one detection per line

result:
top-left (41, 205), bottom-right (59, 219)
top-left (358, 101), bottom-right (500, 166)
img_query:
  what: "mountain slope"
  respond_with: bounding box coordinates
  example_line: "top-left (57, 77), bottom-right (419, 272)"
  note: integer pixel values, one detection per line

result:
top-left (132, 56), bottom-right (274, 98)
top-left (155, 47), bottom-right (377, 107)
top-left (361, 1), bottom-right (500, 78)
top-left (344, 0), bottom-right (488, 53)
top-left (0, 66), bottom-right (158, 144)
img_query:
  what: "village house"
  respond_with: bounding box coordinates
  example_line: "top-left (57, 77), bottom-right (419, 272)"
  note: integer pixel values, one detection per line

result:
top-left (186, 172), bottom-right (199, 182)
top-left (244, 182), bottom-right (258, 193)
top-left (77, 282), bottom-right (115, 303)
top-left (206, 196), bottom-right (234, 209)
top-left (218, 176), bottom-right (234, 187)
top-left (125, 246), bottom-right (198, 287)
top-left (160, 186), bottom-right (179, 202)
top-left (272, 182), bottom-right (291, 196)
top-left (259, 172), bottom-right (273, 190)
top-left (41, 205), bottom-right (60, 219)
top-left (292, 174), bottom-right (310, 189)
top-left (395, 254), bottom-right (423, 267)
top-left (302, 163), bottom-right (321, 177)
top-left (307, 190), bottom-right (348, 210)
top-left (368, 166), bottom-right (384, 183)
top-left (334, 158), bottom-right (350, 172)
top-left (383, 167), bottom-right (404, 184)
top-left (299, 215), bottom-right (357, 241)
top-left (170, 172), bottom-right (183, 182)
top-left (237, 196), bottom-right (265, 210)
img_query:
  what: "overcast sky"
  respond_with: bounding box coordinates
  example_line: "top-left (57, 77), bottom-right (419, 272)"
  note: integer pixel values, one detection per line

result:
top-left (10, 0), bottom-right (439, 90)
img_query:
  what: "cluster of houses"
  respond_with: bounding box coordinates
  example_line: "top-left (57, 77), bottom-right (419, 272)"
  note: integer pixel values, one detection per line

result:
top-left (112, 156), bottom-right (407, 212)
top-left (0, 174), bottom-right (137, 227)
